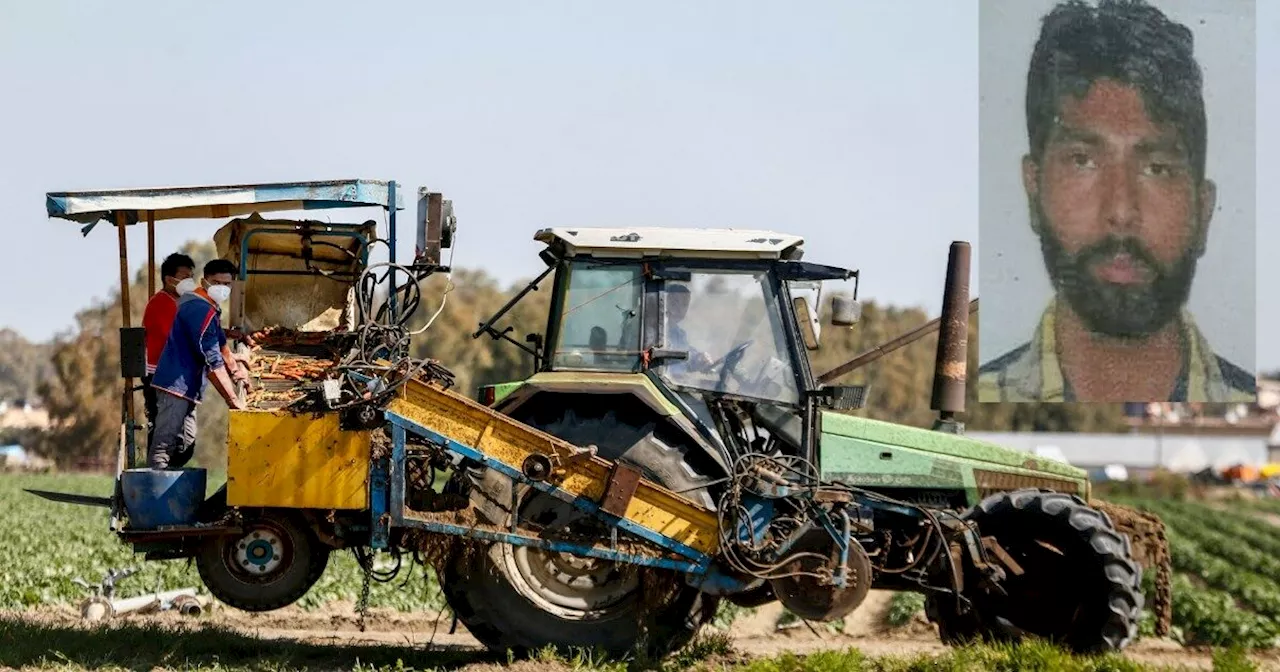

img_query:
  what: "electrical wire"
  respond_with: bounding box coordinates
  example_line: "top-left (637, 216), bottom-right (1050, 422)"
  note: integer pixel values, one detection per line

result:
top-left (714, 449), bottom-right (958, 586)
top-left (411, 230), bottom-right (458, 336)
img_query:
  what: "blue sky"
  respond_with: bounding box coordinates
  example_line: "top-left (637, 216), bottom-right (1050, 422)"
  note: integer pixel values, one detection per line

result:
top-left (1, 1), bottom-right (1275, 370)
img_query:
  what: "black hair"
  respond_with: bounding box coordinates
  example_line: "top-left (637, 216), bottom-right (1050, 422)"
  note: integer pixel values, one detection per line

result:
top-left (160, 253), bottom-right (195, 281)
top-left (1026, 0), bottom-right (1206, 181)
top-left (203, 258), bottom-right (238, 278)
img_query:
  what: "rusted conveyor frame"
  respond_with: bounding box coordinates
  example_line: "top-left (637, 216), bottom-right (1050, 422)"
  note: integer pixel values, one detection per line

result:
top-left (369, 379), bottom-right (722, 574)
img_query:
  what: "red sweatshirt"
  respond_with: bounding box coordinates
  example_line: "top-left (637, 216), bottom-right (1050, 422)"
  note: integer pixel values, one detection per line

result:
top-left (142, 290), bottom-right (180, 375)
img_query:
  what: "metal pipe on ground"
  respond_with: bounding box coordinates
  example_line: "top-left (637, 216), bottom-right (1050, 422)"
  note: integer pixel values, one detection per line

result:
top-left (80, 588), bottom-right (202, 622)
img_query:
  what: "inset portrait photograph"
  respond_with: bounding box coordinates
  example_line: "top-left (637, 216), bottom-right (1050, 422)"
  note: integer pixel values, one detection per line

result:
top-left (977, 0), bottom-right (1257, 403)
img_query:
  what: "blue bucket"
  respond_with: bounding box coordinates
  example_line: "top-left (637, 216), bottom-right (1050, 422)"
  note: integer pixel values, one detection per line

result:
top-left (120, 468), bottom-right (208, 529)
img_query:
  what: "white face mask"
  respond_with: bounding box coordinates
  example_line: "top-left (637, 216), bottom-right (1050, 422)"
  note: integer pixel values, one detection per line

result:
top-left (175, 278), bottom-right (197, 295)
top-left (207, 284), bottom-right (232, 305)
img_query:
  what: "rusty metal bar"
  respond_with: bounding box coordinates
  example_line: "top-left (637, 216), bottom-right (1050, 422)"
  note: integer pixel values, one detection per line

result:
top-left (816, 297), bottom-right (978, 385)
top-left (116, 211), bottom-right (132, 328)
top-left (147, 210), bottom-right (155, 297)
top-left (601, 462), bottom-right (643, 518)
top-left (116, 211), bottom-right (136, 463)
top-left (930, 241), bottom-right (971, 416)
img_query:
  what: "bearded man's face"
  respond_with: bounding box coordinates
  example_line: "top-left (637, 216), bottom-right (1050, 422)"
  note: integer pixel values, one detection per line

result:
top-left (1024, 78), bottom-right (1210, 339)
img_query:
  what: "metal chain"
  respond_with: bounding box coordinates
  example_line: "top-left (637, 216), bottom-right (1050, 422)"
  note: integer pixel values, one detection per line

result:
top-left (356, 555), bottom-right (373, 632)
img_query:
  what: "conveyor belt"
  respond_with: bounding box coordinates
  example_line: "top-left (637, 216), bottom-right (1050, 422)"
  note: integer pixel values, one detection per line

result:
top-left (384, 376), bottom-right (722, 557)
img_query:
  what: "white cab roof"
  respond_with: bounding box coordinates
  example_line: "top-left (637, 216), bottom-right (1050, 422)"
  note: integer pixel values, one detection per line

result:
top-left (534, 227), bottom-right (804, 260)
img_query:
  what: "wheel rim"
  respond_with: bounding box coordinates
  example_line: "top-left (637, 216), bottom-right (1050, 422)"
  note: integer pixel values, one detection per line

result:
top-left (225, 521), bottom-right (292, 581)
top-left (498, 490), bottom-right (640, 619)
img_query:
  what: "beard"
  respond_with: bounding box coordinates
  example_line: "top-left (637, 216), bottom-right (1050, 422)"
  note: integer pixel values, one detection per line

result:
top-left (1034, 205), bottom-right (1198, 340)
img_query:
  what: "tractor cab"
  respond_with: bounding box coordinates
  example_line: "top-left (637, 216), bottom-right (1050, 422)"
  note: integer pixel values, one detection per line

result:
top-left (476, 227), bottom-right (868, 476)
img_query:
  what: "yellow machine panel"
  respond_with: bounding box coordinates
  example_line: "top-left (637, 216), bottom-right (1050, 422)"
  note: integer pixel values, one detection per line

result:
top-left (387, 378), bottom-right (722, 556)
top-left (226, 410), bottom-right (372, 510)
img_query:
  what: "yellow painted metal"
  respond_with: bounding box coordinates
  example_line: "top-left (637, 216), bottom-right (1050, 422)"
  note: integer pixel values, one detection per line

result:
top-left (386, 378), bottom-right (721, 556)
top-left (226, 409), bottom-right (373, 510)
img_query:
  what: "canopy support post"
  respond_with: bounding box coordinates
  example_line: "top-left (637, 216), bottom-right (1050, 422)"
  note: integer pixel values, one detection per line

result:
top-left (387, 180), bottom-right (398, 323)
top-left (147, 210), bottom-right (156, 297)
top-left (115, 211), bottom-right (137, 477)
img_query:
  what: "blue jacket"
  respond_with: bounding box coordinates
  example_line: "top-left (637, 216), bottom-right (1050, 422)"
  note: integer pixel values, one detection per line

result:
top-left (151, 290), bottom-right (226, 403)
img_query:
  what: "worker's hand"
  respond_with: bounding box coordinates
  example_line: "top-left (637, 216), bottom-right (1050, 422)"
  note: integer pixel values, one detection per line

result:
top-left (232, 365), bottom-right (251, 385)
top-left (210, 367), bottom-right (245, 411)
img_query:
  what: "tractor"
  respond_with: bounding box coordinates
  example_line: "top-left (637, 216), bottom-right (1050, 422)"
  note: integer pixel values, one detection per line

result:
top-left (30, 179), bottom-right (1170, 662)
top-left (453, 226), bottom-right (1167, 656)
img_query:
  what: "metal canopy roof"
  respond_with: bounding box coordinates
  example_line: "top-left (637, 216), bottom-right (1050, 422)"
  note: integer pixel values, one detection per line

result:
top-left (534, 226), bottom-right (805, 260)
top-left (46, 179), bottom-right (404, 232)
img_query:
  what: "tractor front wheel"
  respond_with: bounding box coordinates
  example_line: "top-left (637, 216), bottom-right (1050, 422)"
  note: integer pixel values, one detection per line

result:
top-left (926, 489), bottom-right (1144, 654)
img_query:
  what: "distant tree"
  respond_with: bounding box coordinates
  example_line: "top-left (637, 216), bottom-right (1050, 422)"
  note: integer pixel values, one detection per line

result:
top-left (0, 329), bottom-right (53, 401)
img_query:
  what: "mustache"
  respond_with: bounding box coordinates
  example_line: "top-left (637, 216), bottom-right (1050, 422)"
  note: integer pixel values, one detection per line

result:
top-left (1073, 236), bottom-right (1164, 276)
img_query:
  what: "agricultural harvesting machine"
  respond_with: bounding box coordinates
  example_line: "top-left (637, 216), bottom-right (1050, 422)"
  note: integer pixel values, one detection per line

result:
top-left (30, 179), bottom-right (1171, 659)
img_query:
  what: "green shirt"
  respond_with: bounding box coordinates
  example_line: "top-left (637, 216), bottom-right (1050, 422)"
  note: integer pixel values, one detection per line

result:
top-left (978, 298), bottom-right (1256, 403)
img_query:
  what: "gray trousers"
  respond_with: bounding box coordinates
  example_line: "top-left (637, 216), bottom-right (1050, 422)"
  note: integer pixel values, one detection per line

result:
top-left (148, 392), bottom-right (198, 470)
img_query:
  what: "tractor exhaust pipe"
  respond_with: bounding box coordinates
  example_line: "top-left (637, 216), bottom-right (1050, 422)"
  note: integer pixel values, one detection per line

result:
top-left (930, 241), bottom-right (971, 433)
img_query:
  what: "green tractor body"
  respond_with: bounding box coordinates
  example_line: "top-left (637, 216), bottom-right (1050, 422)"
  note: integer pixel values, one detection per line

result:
top-left (459, 226), bottom-right (1162, 656)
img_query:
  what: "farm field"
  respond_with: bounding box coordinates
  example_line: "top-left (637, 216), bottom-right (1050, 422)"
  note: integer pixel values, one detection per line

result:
top-left (4, 472), bottom-right (1280, 671)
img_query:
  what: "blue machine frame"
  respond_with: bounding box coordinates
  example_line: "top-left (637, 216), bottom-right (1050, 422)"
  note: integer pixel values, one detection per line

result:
top-left (375, 410), bottom-right (715, 575)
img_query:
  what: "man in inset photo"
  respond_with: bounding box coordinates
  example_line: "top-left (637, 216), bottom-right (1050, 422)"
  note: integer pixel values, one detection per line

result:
top-left (978, 0), bottom-right (1256, 403)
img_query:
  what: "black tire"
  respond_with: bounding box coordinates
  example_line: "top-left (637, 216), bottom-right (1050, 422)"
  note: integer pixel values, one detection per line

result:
top-left (196, 487), bottom-right (333, 589)
top-left (925, 489), bottom-right (1143, 654)
top-left (440, 400), bottom-right (723, 660)
top-left (195, 510), bottom-right (327, 611)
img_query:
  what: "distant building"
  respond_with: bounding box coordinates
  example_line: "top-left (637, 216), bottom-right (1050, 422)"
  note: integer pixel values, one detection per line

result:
top-left (0, 398), bottom-right (49, 430)
top-left (969, 430), bottom-right (1269, 479)
top-left (0, 444), bottom-right (51, 471)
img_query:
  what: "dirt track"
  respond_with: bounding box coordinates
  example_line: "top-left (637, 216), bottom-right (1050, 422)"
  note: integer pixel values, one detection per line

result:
top-left (9, 590), bottom-right (1280, 671)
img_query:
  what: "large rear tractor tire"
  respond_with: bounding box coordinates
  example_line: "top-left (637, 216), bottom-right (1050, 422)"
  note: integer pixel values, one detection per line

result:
top-left (195, 510), bottom-right (330, 611)
top-left (925, 489), bottom-right (1143, 654)
top-left (439, 401), bottom-right (722, 661)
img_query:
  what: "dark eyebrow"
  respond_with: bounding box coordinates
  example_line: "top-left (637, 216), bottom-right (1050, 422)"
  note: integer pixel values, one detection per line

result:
top-left (1046, 124), bottom-right (1104, 146)
top-left (1047, 123), bottom-right (1187, 159)
top-left (1135, 136), bottom-right (1187, 158)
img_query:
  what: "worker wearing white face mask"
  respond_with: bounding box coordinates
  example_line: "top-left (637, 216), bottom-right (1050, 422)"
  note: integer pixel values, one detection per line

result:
top-left (148, 258), bottom-right (252, 470)
top-left (141, 253), bottom-right (196, 452)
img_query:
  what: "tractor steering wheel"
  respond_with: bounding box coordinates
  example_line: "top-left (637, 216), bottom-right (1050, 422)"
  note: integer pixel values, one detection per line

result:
top-left (708, 340), bottom-right (753, 370)
top-left (713, 340), bottom-right (754, 392)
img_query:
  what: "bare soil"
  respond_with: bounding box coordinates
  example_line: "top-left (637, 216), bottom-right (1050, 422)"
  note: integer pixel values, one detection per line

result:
top-left (9, 590), bottom-right (1280, 671)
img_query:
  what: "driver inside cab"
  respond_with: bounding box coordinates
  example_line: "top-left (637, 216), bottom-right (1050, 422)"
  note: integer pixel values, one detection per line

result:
top-left (664, 283), bottom-right (714, 373)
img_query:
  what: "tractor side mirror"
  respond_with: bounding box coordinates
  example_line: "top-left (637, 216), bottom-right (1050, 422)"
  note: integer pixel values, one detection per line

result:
top-left (831, 296), bottom-right (862, 327)
top-left (793, 296), bottom-right (821, 350)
